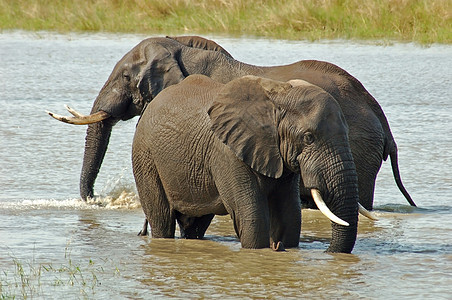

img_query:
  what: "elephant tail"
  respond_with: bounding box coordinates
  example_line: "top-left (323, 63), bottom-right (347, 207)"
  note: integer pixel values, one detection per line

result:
top-left (390, 145), bottom-right (417, 207)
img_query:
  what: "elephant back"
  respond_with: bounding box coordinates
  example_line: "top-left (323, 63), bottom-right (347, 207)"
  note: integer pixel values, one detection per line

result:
top-left (166, 36), bottom-right (233, 58)
top-left (138, 75), bottom-right (223, 133)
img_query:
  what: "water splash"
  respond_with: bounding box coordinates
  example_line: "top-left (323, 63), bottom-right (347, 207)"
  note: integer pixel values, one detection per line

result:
top-left (0, 186), bottom-right (140, 210)
top-left (87, 189), bottom-right (140, 209)
top-left (92, 168), bottom-right (141, 209)
top-left (0, 198), bottom-right (92, 209)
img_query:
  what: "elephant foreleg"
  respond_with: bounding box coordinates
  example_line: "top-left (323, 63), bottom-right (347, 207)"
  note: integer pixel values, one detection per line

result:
top-left (229, 200), bottom-right (270, 249)
top-left (215, 169), bottom-right (271, 248)
top-left (176, 212), bottom-right (215, 239)
top-left (268, 175), bottom-right (301, 248)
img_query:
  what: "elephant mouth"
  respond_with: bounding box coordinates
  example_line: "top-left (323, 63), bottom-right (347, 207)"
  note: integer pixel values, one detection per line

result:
top-left (47, 105), bottom-right (111, 125)
top-left (311, 189), bottom-right (377, 225)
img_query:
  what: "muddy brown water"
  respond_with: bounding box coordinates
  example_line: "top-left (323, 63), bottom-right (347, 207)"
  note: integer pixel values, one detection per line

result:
top-left (1, 32), bottom-right (451, 299)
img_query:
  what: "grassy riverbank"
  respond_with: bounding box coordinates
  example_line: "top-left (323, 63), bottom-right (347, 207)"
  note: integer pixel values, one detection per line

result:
top-left (0, 0), bottom-right (450, 44)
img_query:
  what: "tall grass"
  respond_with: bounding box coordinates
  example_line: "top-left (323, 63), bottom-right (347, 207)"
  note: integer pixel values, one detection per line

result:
top-left (0, 0), bottom-right (450, 43)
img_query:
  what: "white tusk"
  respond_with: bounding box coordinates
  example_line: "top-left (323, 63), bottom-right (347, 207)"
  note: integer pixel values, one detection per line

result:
top-left (47, 109), bottom-right (110, 125)
top-left (65, 105), bottom-right (84, 118)
top-left (358, 203), bottom-right (378, 220)
top-left (311, 189), bottom-right (349, 226)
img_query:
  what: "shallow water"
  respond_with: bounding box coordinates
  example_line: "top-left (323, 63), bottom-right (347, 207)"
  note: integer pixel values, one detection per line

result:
top-left (1, 31), bottom-right (451, 299)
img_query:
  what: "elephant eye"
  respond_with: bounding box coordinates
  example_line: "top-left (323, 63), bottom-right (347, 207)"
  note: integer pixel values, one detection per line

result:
top-left (123, 72), bottom-right (131, 81)
top-left (303, 132), bottom-right (315, 145)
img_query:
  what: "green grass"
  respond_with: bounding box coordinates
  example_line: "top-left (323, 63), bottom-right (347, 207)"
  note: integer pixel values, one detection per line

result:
top-left (0, 244), bottom-right (119, 299)
top-left (0, 0), bottom-right (452, 44)
top-left (0, 0), bottom-right (450, 43)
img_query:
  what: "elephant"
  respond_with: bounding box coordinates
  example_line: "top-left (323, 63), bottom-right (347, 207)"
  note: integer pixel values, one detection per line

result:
top-left (132, 74), bottom-right (360, 253)
top-left (47, 35), bottom-right (415, 211)
top-left (48, 36), bottom-right (232, 201)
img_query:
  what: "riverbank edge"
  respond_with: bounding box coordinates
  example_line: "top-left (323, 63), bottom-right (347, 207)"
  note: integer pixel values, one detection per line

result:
top-left (2, 29), bottom-right (449, 49)
top-left (1, 0), bottom-right (450, 45)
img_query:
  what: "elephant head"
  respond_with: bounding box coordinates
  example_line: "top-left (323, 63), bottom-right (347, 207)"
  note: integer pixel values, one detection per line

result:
top-left (47, 36), bottom-right (231, 200)
top-left (208, 76), bottom-right (360, 252)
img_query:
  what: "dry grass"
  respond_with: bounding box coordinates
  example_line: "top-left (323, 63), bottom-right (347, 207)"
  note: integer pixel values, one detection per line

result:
top-left (0, 0), bottom-right (450, 43)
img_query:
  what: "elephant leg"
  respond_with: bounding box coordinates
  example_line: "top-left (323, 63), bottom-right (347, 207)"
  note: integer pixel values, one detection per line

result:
top-left (356, 165), bottom-right (379, 211)
top-left (214, 168), bottom-right (270, 248)
top-left (235, 214), bottom-right (270, 248)
top-left (348, 125), bottom-right (384, 210)
top-left (192, 214), bottom-right (215, 239)
top-left (176, 212), bottom-right (215, 239)
top-left (133, 156), bottom-right (176, 238)
top-left (228, 197), bottom-right (270, 249)
top-left (138, 219), bottom-right (149, 236)
top-left (352, 143), bottom-right (382, 211)
top-left (175, 211), bottom-right (195, 238)
top-left (268, 175), bottom-right (301, 248)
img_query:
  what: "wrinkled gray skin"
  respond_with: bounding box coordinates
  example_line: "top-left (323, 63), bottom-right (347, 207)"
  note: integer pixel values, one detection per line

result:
top-left (132, 75), bottom-right (359, 253)
top-left (79, 36), bottom-right (232, 201)
top-left (76, 35), bottom-right (414, 211)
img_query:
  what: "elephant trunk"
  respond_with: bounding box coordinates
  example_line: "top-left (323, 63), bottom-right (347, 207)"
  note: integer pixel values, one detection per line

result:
top-left (302, 143), bottom-right (359, 253)
top-left (80, 120), bottom-right (115, 200)
top-left (324, 157), bottom-right (359, 253)
top-left (327, 194), bottom-right (359, 253)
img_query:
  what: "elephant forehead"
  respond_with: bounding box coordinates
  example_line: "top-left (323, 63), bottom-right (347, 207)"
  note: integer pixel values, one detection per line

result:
top-left (287, 98), bottom-right (348, 136)
top-left (316, 111), bottom-right (349, 139)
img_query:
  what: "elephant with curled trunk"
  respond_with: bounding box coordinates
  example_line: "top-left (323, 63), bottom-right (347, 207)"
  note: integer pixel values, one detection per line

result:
top-left (48, 35), bottom-right (415, 211)
top-left (132, 74), bottom-right (360, 253)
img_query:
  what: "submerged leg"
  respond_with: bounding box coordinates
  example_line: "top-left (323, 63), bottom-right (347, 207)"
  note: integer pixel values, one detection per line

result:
top-left (133, 156), bottom-right (176, 238)
top-left (268, 174), bottom-right (301, 248)
top-left (137, 219), bottom-right (149, 236)
top-left (176, 212), bottom-right (215, 239)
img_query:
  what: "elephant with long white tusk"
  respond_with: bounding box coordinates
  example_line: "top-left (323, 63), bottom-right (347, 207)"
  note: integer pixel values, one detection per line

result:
top-left (132, 75), bottom-right (362, 253)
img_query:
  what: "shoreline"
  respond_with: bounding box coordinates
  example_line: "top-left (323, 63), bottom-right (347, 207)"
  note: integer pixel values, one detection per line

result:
top-left (2, 29), bottom-right (450, 48)
top-left (1, 0), bottom-right (450, 45)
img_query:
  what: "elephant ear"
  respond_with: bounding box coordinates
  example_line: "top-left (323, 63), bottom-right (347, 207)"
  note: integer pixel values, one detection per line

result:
top-left (137, 43), bottom-right (186, 100)
top-left (208, 76), bottom-right (289, 178)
